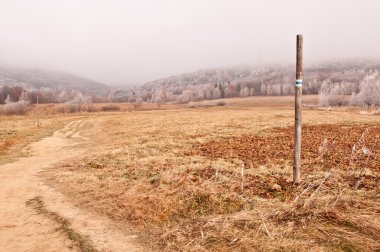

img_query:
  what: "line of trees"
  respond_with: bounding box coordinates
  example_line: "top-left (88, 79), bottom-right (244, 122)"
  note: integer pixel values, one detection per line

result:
top-left (319, 71), bottom-right (380, 108)
top-left (2, 60), bottom-right (380, 109)
top-left (109, 60), bottom-right (380, 108)
top-left (0, 85), bottom-right (97, 115)
top-left (0, 85), bottom-right (102, 105)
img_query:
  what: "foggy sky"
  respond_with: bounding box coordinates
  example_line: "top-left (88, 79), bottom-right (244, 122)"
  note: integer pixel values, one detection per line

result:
top-left (0, 0), bottom-right (379, 86)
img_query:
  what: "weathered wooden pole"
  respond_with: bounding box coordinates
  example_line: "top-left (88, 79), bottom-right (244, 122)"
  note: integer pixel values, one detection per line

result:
top-left (36, 95), bottom-right (40, 127)
top-left (294, 34), bottom-right (303, 184)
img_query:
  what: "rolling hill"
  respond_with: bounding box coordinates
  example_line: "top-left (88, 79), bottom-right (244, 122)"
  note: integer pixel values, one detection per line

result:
top-left (0, 66), bottom-right (110, 97)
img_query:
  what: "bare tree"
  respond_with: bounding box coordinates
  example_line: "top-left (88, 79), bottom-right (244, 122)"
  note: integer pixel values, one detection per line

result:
top-left (351, 72), bottom-right (380, 108)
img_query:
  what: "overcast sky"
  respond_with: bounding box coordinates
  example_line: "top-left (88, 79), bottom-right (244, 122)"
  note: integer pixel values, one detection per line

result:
top-left (0, 0), bottom-right (379, 86)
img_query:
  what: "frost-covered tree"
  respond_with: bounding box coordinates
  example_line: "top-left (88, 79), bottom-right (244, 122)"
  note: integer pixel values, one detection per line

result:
top-left (239, 87), bottom-right (250, 97)
top-left (351, 72), bottom-right (380, 108)
top-left (319, 80), bottom-right (348, 107)
top-left (4, 94), bottom-right (11, 104)
top-left (177, 90), bottom-right (192, 103)
top-left (212, 87), bottom-right (222, 99)
top-left (19, 91), bottom-right (29, 102)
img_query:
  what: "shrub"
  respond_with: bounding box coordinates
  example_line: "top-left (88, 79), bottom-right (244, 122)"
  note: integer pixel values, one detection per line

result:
top-left (133, 102), bottom-right (142, 110)
top-left (66, 103), bottom-right (80, 113)
top-left (216, 101), bottom-right (226, 106)
top-left (101, 104), bottom-right (121, 112)
top-left (187, 102), bottom-right (195, 108)
top-left (84, 103), bottom-right (97, 113)
top-left (0, 101), bottom-right (30, 115)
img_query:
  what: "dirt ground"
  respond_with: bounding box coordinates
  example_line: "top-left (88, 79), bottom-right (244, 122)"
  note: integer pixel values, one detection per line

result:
top-left (1, 96), bottom-right (379, 251)
top-left (0, 119), bottom-right (143, 252)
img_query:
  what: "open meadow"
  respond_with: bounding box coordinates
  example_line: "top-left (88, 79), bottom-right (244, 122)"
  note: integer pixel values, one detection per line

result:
top-left (1, 96), bottom-right (379, 251)
top-left (2, 1), bottom-right (380, 251)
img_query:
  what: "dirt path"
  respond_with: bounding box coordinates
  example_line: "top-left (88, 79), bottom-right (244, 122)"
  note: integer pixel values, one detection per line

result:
top-left (0, 119), bottom-right (144, 252)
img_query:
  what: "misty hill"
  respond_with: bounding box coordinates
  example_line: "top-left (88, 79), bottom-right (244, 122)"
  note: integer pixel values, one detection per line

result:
top-left (0, 67), bottom-right (109, 97)
top-left (111, 59), bottom-right (380, 104)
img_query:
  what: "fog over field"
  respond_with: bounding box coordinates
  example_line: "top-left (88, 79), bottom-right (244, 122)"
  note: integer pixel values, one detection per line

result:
top-left (1, 2), bottom-right (380, 252)
top-left (1, 0), bottom-right (380, 85)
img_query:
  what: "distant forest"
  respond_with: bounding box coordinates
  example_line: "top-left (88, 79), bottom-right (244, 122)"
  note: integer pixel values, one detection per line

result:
top-left (0, 67), bottom-right (109, 104)
top-left (111, 59), bottom-right (380, 107)
top-left (1, 59), bottom-right (380, 107)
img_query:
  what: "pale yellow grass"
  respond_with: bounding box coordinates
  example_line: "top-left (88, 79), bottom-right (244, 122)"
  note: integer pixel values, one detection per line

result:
top-left (36, 96), bottom-right (380, 251)
top-left (0, 112), bottom-right (89, 164)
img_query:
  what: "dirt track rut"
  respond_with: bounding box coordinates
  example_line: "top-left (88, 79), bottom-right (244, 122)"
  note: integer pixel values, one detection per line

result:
top-left (0, 119), bottom-right (143, 252)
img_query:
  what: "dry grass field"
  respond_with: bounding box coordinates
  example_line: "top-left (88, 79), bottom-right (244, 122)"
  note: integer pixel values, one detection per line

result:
top-left (35, 96), bottom-right (379, 251)
top-left (0, 101), bottom-right (184, 165)
top-left (1, 96), bottom-right (379, 251)
top-left (0, 113), bottom-right (77, 164)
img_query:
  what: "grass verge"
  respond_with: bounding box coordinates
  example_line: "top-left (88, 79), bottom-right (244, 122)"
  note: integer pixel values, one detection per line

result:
top-left (26, 197), bottom-right (98, 252)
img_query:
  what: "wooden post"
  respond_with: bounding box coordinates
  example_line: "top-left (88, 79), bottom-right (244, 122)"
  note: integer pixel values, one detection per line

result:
top-left (36, 95), bottom-right (40, 127)
top-left (294, 34), bottom-right (303, 184)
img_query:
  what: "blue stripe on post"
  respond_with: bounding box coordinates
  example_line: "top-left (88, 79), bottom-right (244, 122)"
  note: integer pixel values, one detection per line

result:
top-left (295, 79), bottom-right (303, 86)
